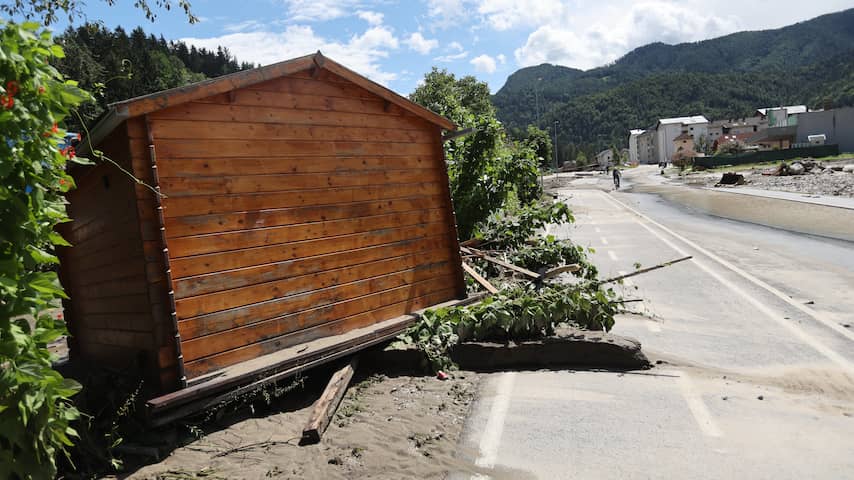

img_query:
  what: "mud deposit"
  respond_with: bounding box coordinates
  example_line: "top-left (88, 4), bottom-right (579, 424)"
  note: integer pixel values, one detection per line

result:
top-left (127, 372), bottom-right (485, 479)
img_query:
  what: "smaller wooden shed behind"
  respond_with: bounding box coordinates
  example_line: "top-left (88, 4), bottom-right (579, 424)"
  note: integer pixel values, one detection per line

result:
top-left (59, 52), bottom-right (466, 403)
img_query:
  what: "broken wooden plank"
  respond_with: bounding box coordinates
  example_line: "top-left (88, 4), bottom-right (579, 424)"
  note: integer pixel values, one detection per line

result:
top-left (600, 256), bottom-right (692, 284)
top-left (300, 356), bottom-right (359, 445)
top-left (462, 262), bottom-right (499, 294)
top-left (461, 247), bottom-right (541, 279)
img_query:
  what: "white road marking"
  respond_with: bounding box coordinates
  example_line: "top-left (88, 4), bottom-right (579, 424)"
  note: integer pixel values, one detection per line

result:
top-left (645, 320), bottom-right (662, 332)
top-left (475, 372), bottom-right (516, 470)
top-left (677, 371), bottom-right (723, 438)
top-left (594, 227), bottom-right (602, 233)
top-left (599, 191), bottom-right (854, 373)
top-left (600, 237), bottom-right (609, 245)
top-left (604, 192), bottom-right (854, 345)
top-left (607, 250), bottom-right (619, 261)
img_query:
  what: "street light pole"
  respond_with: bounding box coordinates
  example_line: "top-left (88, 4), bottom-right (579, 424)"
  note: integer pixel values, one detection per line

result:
top-left (553, 120), bottom-right (559, 171)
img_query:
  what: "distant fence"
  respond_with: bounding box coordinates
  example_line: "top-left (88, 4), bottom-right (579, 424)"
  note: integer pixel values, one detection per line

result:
top-left (693, 145), bottom-right (840, 168)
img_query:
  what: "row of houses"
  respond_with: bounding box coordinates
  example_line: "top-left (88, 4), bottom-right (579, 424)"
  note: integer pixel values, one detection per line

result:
top-left (626, 105), bottom-right (854, 165)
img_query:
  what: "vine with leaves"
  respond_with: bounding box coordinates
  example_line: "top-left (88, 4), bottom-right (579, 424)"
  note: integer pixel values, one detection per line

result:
top-left (0, 21), bottom-right (93, 479)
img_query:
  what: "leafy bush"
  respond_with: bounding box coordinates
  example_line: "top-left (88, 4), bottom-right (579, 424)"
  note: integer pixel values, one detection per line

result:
top-left (473, 200), bottom-right (598, 279)
top-left (395, 282), bottom-right (619, 371)
top-left (0, 21), bottom-right (91, 479)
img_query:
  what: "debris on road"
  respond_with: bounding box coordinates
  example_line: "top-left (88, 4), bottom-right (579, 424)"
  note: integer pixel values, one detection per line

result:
top-left (716, 172), bottom-right (746, 185)
top-left (600, 256), bottom-right (693, 284)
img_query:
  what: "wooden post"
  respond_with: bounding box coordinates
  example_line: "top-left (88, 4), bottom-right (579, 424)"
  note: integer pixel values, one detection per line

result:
top-left (301, 356), bottom-right (359, 445)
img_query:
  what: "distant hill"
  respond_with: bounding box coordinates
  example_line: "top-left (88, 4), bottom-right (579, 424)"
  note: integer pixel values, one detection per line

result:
top-left (493, 8), bottom-right (854, 156)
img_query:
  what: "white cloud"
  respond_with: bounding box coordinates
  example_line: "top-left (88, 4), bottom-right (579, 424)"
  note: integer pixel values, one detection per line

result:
top-left (357, 10), bottom-right (384, 26)
top-left (284, 0), bottom-right (362, 22)
top-left (223, 19), bottom-right (266, 33)
top-left (514, 1), bottom-right (739, 69)
top-left (425, 0), bottom-right (468, 29)
top-left (470, 53), bottom-right (497, 73)
top-left (476, 0), bottom-right (568, 30)
top-left (182, 24), bottom-right (400, 84)
top-left (405, 32), bottom-right (439, 54)
top-left (448, 41), bottom-right (464, 52)
top-left (497, 53), bottom-right (506, 64)
top-left (434, 51), bottom-right (468, 62)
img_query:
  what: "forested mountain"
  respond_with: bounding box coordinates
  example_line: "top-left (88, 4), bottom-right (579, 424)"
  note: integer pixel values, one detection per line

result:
top-left (493, 8), bottom-right (854, 159)
top-left (54, 24), bottom-right (254, 128)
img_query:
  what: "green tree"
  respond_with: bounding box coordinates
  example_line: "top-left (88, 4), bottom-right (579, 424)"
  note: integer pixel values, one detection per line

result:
top-left (410, 68), bottom-right (540, 239)
top-left (1, 0), bottom-right (198, 25)
top-left (522, 125), bottom-right (553, 170)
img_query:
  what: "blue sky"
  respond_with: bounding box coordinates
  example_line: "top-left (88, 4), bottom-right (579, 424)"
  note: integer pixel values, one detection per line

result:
top-left (49, 0), bottom-right (853, 95)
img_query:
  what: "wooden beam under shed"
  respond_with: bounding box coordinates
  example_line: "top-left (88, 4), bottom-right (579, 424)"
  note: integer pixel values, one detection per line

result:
top-left (301, 356), bottom-right (359, 445)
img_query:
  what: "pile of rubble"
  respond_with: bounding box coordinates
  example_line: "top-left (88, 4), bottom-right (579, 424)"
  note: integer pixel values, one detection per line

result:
top-left (760, 159), bottom-right (854, 177)
top-left (699, 158), bottom-right (854, 197)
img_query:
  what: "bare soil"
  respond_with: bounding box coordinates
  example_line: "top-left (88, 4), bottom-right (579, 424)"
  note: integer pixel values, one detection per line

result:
top-left (122, 370), bottom-right (485, 480)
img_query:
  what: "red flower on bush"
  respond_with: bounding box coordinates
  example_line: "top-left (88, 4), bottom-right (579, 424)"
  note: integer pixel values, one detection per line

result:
top-left (6, 80), bottom-right (18, 96)
top-left (38, 85), bottom-right (45, 94)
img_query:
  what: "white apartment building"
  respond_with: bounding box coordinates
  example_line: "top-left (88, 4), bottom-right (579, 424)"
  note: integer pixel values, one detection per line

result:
top-left (628, 129), bottom-right (644, 164)
top-left (654, 115), bottom-right (709, 164)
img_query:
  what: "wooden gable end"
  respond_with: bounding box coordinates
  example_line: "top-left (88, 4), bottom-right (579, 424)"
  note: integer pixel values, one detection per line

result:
top-left (144, 68), bottom-right (464, 379)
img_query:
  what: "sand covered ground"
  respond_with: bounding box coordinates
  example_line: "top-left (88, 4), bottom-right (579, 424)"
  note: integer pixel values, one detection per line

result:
top-left (123, 369), bottom-right (487, 480)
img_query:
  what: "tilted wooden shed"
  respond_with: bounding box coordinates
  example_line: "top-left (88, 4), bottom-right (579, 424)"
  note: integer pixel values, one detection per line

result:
top-left (58, 52), bottom-right (467, 415)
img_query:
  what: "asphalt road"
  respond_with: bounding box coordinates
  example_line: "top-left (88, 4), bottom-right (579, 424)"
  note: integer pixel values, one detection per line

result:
top-left (458, 167), bottom-right (854, 479)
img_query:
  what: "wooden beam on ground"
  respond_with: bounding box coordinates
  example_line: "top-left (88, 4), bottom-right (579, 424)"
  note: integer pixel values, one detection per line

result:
top-left (301, 356), bottom-right (359, 445)
top-left (600, 256), bottom-right (692, 284)
top-left (462, 247), bottom-right (540, 279)
top-left (462, 261), bottom-right (499, 294)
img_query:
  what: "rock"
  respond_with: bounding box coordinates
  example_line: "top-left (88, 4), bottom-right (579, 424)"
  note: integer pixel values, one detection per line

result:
top-left (757, 395), bottom-right (764, 401)
top-left (821, 168), bottom-right (835, 174)
top-left (843, 164), bottom-right (854, 173)
top-left (788, 162), bottom-right (805, 175)
top-left (809, 167), bottom-right (823, 174)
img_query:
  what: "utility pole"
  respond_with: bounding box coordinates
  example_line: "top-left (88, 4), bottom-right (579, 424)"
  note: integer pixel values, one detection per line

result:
top-left (553, 120), bottom-right (559, 170)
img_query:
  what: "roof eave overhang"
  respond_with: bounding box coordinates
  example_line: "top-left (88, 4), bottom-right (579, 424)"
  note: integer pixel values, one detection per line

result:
top-left (80, 52), bottom-right (456, 148)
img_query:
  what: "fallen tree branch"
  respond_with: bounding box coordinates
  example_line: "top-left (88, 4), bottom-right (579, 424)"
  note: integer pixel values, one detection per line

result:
top-left (600, 256), bottom-right (692, 284)
top-left (213, 438), bottom-right (300, 457)
top-left (540, 264), bottom-right (581, 280)
top-left (461, 246), bottom-right (541, 279)
top-left (462, 261), bottom-right (499, 294)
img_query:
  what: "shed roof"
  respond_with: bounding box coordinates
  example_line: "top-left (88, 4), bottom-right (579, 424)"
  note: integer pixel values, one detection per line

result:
top-left (82, 51), bottom-right (455, 150)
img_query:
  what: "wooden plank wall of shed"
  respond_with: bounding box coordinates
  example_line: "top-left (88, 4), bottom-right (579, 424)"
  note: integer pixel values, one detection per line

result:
top-left (148, 69), bottom-right (464, 379)
top-left (60, 124), bottom-right (161, 382)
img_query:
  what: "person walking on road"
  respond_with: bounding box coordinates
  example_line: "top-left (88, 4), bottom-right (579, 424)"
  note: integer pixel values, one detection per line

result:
top-left (613, 167), bottom-right (621, 189)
